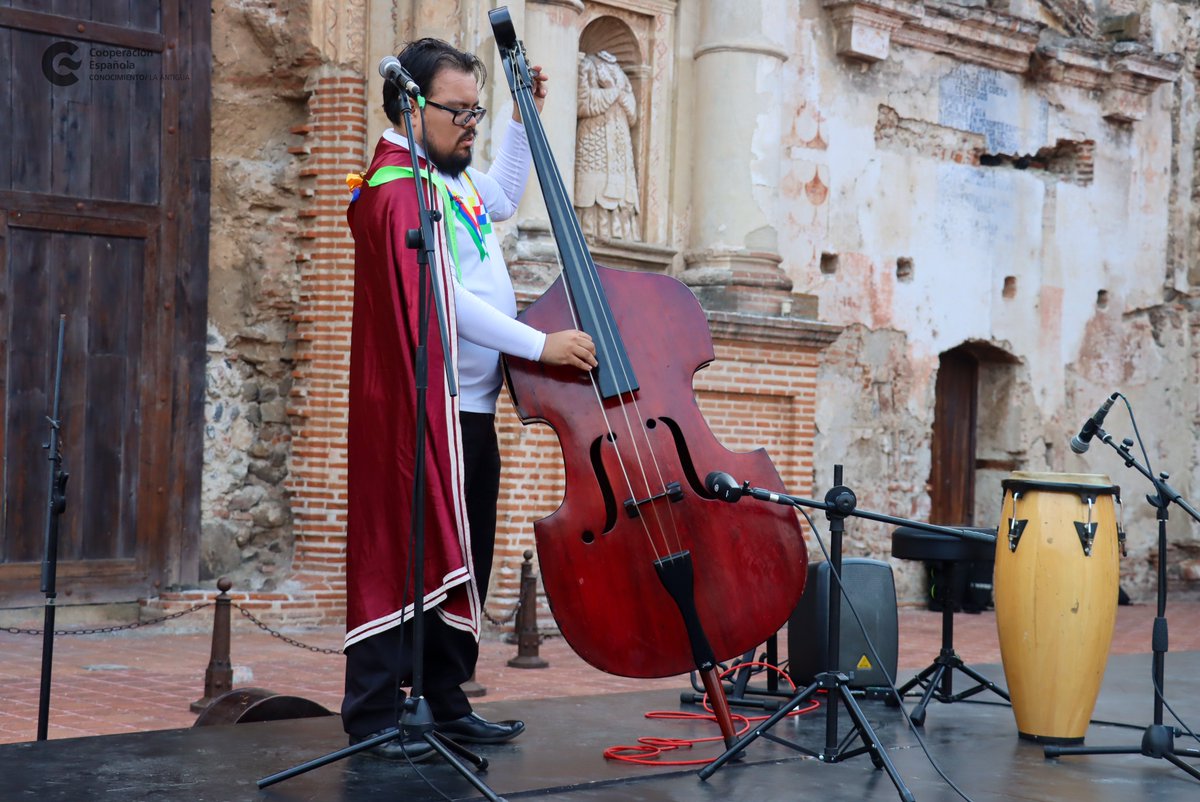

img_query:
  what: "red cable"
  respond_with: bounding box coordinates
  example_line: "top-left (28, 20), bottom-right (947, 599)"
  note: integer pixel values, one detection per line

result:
top-left (603, 661), bottom-right (821, 766)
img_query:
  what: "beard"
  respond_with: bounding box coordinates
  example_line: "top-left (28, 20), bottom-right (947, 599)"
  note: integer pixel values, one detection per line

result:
top-left (427, 134), bottom-right (474, 176)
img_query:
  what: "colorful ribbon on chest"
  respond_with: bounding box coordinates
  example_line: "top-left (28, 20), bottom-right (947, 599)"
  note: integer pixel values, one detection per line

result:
top-left (447, 173), bottom-right (492, 263)
top-left (347, 164), bottom-right (467, 280)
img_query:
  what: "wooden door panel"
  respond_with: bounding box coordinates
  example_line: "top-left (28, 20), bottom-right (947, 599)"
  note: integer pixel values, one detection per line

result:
top-left (0, 212), bottom-right (6, 533)
top-left (0, 0), bottom-right (206, 606)
top-left (54, 226), bottom-right (88, 562)
top-left (128, 63), bottom-right (163, 205)
top-left (0, 409), bottom-right (41, 564)
top-left (35, 0), bottom-right (161, 33)
top-left (81, 234), bottom-right (144, 561)
top-left (9, 28), bottom-right (54, 192)
top-left (0, 9), bottom-right (165, 204)
top-left (0, 26), bottom-right (10, 190)
top-left (1, 226), bottom-right (49, 565)
top-left (2, 225), bottom-right (146, 574)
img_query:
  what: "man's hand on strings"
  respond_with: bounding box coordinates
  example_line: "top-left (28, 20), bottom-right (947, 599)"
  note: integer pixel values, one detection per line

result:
top-left (512, 66), bottom-right (548, 123)
top-left (540, 329), bottom-right (597, 372)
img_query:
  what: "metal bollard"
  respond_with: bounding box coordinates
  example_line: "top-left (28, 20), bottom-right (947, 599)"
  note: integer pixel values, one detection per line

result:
top-left (190, 577), bottom-right (234, 713)
top-left (506, 550), bottom-right (549, 669)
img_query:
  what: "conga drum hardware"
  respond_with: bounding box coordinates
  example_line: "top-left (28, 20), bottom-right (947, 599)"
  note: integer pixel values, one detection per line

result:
top-left (1115, 493), bottom-right (1128, 557)
top-left (1003, 491), bottom-right (1027, 551)
top-left (1005, 486), bottom-right (1113, 557)
top-left (1073, 492), bottom-right (1102, 556)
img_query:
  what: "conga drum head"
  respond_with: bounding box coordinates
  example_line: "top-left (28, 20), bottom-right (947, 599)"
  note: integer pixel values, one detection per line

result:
top-left (995, 471), bottom-right (1121, 743)
top-left (1001, 471), bottom-right (1120, 498)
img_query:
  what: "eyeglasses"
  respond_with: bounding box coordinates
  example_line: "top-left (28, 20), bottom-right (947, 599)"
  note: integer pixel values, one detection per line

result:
top-left (424, 99), bottom-right (488, 127)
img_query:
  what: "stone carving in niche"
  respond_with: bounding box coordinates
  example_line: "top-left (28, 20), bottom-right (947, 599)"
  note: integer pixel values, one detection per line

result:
top-left (575, 17), bottom-right (642, 242)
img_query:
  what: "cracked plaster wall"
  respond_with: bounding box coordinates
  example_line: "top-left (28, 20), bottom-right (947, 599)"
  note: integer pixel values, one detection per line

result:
top-left (781, 0), bottom-right (1200, 601)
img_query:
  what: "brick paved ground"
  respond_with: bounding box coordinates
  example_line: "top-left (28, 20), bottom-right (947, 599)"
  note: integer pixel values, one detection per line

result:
top-left (2, 600), bottom-right (1197, 745)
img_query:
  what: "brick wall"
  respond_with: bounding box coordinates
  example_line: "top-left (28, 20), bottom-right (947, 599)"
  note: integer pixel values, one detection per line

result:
top-left (281, 66), bottom-right (367, 625)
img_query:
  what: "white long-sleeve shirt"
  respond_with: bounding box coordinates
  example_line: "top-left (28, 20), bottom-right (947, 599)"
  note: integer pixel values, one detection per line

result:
top-left (382, 120), bottom-right (546, 413)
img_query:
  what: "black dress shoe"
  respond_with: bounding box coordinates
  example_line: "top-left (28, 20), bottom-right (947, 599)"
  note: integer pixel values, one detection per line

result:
top-left (348, 728), bottom-right (436, 762)
top-left (434, 712), bottom-right (525, 744)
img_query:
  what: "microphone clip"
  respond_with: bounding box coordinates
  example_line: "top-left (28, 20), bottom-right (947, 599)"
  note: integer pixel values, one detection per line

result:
top-left (823, 484), bottom-right (857, 517)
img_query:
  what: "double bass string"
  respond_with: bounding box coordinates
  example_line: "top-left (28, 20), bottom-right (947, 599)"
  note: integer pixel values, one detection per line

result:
top-left (510, 60), bottom-right (686, 562)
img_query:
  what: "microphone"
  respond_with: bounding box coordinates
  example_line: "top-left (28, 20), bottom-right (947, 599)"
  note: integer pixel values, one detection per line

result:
top-left (378, 56), bottom-right (420, 98)
top-left (705, 471), bottom-right (743, 503)
top-left (1070, 392), bottom-right (1119, 454)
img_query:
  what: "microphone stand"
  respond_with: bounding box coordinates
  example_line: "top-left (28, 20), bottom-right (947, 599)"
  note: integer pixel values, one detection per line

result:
top-left (260, 85), bottom-right (503, 802)
top-left (37, 315), bottom-right (69, 741)
top-left (1044, 427), bottom-right (1200, 781)
top-left (700, 465), bottom-right (990, 801)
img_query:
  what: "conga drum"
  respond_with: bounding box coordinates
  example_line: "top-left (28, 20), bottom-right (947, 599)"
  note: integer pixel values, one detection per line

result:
top-left (994, 472), bottom-right (1120, 744)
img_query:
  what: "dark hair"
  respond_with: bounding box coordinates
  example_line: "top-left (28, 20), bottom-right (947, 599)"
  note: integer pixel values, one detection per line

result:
top-left (383, 38), bottom-right (487, 125)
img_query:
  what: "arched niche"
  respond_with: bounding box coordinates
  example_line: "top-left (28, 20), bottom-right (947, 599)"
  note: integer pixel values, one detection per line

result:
top-left (576, 15), bottom-right (646, 243)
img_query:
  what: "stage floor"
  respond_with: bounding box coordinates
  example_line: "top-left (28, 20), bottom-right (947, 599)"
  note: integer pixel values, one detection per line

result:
top-left (3, 651), bottom-right (1198, 801)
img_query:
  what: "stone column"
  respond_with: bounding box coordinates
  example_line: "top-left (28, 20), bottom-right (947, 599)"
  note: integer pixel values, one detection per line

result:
top-left (681, 0), bottom-right (794, 316)
top-left (506, 0), bottom-right (586, 294)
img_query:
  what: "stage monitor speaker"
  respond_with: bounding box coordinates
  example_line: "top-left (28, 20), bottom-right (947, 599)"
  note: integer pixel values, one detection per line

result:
top-left (787, 558), bottom-right (898, 690)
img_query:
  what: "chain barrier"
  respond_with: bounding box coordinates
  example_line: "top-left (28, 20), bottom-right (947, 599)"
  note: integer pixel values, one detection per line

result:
top-left (2, 602), bottom-right (213, 637)
top-left (233, 604), bottom-right (343, 655)
top-left (482, 599), bottom-right (521, 628)
top-left (0, 599), bottom-right (555, 647)
top-left (483, 597), bottom-right (561, 640)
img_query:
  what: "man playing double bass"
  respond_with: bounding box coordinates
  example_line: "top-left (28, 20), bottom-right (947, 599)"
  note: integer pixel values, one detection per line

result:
top-left (343, 37), bottom-right (596, 761)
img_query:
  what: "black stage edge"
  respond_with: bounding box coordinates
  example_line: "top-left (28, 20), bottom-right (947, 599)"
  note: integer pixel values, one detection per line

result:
top-left (4, 651), bottom-right (1198, 801)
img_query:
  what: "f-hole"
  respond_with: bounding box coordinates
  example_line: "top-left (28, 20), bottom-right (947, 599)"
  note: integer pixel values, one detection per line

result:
top-left (590, 434), bottom-right (619, 534)
top-left (656, 416), bottom-right (707, 498)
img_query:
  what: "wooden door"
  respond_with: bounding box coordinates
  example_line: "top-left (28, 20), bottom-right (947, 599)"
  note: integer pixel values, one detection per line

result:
top-left (0, 1), bottom-right (209, 605)
top-left (929, 348), bottom-right (978, 526)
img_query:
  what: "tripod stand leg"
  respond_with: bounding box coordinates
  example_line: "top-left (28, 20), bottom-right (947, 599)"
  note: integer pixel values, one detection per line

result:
top-left (424, 733), bottom-right (507, 801)
top-left (893, 661), bottom-right (936, 699)
top-left (258, 698), bottom-right (506, 797)
top-left (836, 685), bottom-right (916, 802)
top-left (258, 727), bottom-right (404, 788)
top-left (698, 680), bottom-right (822, 780)
top-left (1164, 752), bottom-right (1200, 781)
top-left (955, 662), bottom-right (1010, 701)
top-left (429, 731), bottom-right (489, 771)
top-left (908, 663), bottom-right (946, 727)
top-left (1048, 736), bottom-right (1200, 783)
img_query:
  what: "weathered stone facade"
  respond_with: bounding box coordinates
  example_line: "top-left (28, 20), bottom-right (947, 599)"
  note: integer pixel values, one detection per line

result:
top-left (204, 1), bottom-right (319, 592)
top-left (192, 0), bottom-right (1200, 629)
top-left (789, 0), bottom-right (1198, 600)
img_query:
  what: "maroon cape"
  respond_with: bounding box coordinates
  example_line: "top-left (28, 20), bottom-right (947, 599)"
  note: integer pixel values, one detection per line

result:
top-left (343, 137), bottom-right (478, 649)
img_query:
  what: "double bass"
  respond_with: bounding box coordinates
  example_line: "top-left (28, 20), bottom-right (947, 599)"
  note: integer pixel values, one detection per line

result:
top-left (490, 8), bottom-right (808, 736)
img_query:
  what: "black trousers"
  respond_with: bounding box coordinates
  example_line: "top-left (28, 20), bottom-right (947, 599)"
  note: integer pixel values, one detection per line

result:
top-left (341, 411), bottom-right (501, 736)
